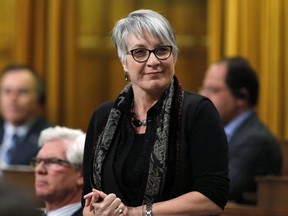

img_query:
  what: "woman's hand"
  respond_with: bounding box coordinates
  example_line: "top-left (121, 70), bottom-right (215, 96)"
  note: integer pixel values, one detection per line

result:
top-left (83, 189), bottom-right (128, 216)
top-left (84, 188), bottom-right (107, 211)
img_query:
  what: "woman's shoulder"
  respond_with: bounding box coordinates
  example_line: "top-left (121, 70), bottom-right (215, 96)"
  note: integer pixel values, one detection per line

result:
top-left (90, 100), bottom-right (115, 123)
top-left (182, 90), bottom-right (218, 116)
top-left (96, 100), bottom-right (115, 112)
top-left (183, 90), bottom-right (211, 105)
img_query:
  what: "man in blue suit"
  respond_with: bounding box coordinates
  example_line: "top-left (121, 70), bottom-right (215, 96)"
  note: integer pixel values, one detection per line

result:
top-left (200, 56), bottom-right (282, 204)
top-left (0, 64), bottom-right (52, 166)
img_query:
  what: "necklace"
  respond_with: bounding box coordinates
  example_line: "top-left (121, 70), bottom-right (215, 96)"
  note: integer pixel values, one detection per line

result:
top-left (131, 117), bottom-right (147, 127)
top-left (130, 100), bottom-right (147, 127)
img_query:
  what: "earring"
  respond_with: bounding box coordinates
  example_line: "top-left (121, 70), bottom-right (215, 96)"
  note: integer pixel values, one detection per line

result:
top-left (124, 72), bottom-right (129, 81)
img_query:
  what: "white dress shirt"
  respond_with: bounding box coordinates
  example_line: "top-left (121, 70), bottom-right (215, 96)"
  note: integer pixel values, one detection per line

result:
top-left (0, 122), bottom-right (29, 166)
top-left (46, 202), bottom-right (81, 216)
top-left (224, 109), bottom-right (253, 143)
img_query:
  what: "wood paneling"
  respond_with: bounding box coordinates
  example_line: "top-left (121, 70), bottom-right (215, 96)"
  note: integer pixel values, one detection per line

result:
top-left (221, 203), bottom-right (288, 216)
top-left (0, 0), bottom-right (208, 131)
top-left (72, 0), bottom-right (208, 130)
top-left (221, 176), bottom-right (288, 216)
top-left (1, 165), bottom-right (44, 207)
top-left (208, 0), bottom-right (288, 140)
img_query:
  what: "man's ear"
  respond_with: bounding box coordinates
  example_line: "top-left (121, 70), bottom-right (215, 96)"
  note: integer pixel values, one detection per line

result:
top-left (76, 170), bottom-right (84, 186)
top-left (236, 87), bottom-right (249, 100)
top-left (235, 88), bottom-right (250, 110)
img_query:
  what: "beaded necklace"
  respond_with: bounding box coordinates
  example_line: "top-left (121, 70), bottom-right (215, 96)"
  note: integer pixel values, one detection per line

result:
top-left (130, 100), bottom-right (147, 127)
top-left (131, 117), bottom-right (147, 127)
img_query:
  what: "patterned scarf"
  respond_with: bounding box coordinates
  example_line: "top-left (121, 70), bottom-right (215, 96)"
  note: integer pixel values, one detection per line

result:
top-left (92, 76), bottom-right (183, 203)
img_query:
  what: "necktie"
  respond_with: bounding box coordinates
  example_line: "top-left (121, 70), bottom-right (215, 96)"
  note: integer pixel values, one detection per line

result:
top-left (5, 133), bottom-right (20, 164)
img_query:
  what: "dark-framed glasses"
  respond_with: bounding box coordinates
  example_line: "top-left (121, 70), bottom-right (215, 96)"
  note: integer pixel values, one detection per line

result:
top-left (127, 45), bottom-right (173, 63)
top-left (30, 157), bottom-right (72, 169)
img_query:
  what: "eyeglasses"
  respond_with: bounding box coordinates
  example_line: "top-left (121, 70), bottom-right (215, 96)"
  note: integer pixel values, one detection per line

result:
top-left (127, 45), bottom-right (173, 63)
top-left (30, 157), bottom-right (72, 169)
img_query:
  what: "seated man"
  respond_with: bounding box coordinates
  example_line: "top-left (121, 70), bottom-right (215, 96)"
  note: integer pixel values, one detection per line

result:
top-left (0, 64), bottom-right (52, 166)
top-left (31, 126), bottom-right (85, 216)
top-left (200, 56), bottom-right (282, 204)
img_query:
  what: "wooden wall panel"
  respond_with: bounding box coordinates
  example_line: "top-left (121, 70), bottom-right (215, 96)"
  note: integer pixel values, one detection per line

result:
top-left (170, 0), bottom-right (208, 92)
top-left (73, 52), bottom-right (108, 130)
top-left (4, 0), bottom-right (287, 139)
top-left (0, 0), bottom-right (208, 131)
top-left (70, 0), bottom-right (208, 130)
top-left (0, 0), bottom-right (16, 69)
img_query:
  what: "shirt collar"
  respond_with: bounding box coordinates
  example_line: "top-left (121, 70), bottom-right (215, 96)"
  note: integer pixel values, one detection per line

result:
top-left (4, 122), bottom-right (30, 137)
top-left (224, 109), bottom-right (254, 142)
top-left (47, 202), bottom-right (81, 216)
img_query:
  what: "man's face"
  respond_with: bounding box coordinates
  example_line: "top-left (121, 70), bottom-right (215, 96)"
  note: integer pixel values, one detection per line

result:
top-left (201, 63), bottom-right (238, 125)
top-left (0, 69), bottom-right (39, 126)
top-left (34, 139), bottom-right (83, 203)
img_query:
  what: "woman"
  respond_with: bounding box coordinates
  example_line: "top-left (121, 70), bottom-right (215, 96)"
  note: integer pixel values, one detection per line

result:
top-left (83, 9), bottom-right (229, 216)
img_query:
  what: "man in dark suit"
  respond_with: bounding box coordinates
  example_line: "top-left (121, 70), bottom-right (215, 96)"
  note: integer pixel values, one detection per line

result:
top-left (32, 126), bottom-right (85, 216)
top-left (0, 64), bottom-right (52, 166)
top-left (200, 56), bottom-right (282, 204)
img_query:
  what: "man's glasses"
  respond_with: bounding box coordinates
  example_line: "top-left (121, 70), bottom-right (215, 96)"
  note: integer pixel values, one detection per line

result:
top-left (30, 157), bottom-right (72, 169)
top-left (127, 45), bottom-right (172, 63)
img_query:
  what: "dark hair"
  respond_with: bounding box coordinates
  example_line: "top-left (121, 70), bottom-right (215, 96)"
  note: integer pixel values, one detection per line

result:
top-left (218, 56), bottom-right (259, 106)
top-left (1, 64), bottom-right (46, 105)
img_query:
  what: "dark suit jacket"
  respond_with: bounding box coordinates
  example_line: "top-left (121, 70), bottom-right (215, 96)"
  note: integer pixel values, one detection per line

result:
top-left (228, 111), bottom-right (282, 204)
top-left (38, 207), bottom-right (82, 216)
top-left (0, 117), bottom-right (52, 165)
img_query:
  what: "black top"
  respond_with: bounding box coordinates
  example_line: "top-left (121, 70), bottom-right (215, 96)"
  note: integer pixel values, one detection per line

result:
top-left (122, 134), bottom-right (147, 204)
top-left (82, 91), bottom-right (229, 209)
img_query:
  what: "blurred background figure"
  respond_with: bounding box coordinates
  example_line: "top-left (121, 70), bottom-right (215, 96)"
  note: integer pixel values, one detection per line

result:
top-left (0, 179), bottom-right (39, 216)
top-left (31, 126), bottom-right (85, 216)
top-left (200, 56), bottom-right (282, 204)
top-left (0, 64), bottom-right (52, 166)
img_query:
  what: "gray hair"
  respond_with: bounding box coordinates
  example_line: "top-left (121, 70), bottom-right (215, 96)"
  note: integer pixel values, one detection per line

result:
top-left (112, 9), bottom-right (179, 63)
top-left (38, 126), bottom-right (86, 167)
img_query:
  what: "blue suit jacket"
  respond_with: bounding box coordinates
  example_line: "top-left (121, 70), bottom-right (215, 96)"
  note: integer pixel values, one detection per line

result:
top-left (0, 117), bottom-right (52, 165)
top-left (228, 111), bottom-right (282, 204)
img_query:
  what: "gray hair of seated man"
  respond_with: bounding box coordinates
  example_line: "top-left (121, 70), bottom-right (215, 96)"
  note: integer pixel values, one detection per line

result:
top-left (38, 126), bottom-right (86, 167)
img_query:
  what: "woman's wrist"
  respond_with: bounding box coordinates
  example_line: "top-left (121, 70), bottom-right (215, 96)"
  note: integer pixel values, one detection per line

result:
top-left (127, 205), bottom-right (146, 216)
top-left (145, 203), bottom-right (153, 216)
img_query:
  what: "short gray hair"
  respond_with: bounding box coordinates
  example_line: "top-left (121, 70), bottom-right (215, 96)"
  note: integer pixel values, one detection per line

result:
top-left (38, 126), bottom-right (85, 167)
top-left (112, 9), bottom-right (179, 63)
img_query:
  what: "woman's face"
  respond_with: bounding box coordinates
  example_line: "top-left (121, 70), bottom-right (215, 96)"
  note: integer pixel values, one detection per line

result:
top-left (122, 32), bottom-right (175, 96)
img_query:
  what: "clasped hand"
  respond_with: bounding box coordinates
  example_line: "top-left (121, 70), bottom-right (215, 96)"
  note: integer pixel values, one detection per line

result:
top-left (83, 188), bottom-right (128, 216)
